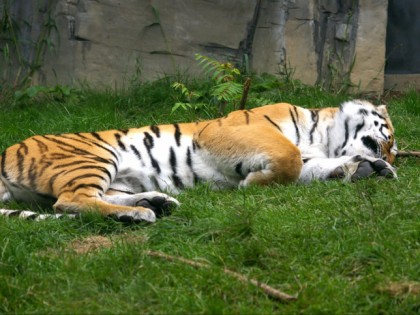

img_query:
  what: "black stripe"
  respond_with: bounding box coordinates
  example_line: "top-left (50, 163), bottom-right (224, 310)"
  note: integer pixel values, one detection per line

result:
top-left (24, 213), bottom-right (38, 220)
top-left (151, 176), bottom-right (160, 190)
top-left (289, 108), bottom-right (300, 146)
top-left (28, 157), bottom-right (38, 190)
top-left (150, 125), bottom-right (161, 138)
top-left (169, 147), bottom-right (177, 172)
top-left (186, 147), bottom-right (193, 167)
top-left (119, 129), bottom-right (129, 135)
top-left (341, 119), bottom-right (350, 148)
top-left (169, 147), bottom-right (184, 189)
top-left (42, 135), bottom-right (111, 159)
top-left (293, 105), bottom-right (300, 121)
top-left (61, 183), bottom-right (105, 195)
top-left (174, 124), bottom-right (181, 146)
top-left (244, 111), bottom-right (250, 124)
top-left (147, 150), bottom-right (160, 174)
top-left (17, 143), bottom-right (28, 182)
top-left (198, 123), bottom-right (211, 137)
top-left (264, 115), bottom-right (282, 132)
top-left (49, 153), bottom-right (73, 159)
top-left (44, 138), bottom-right (118, 172)
top-left (61, 165), bottom-right (113, 182)
top-left (186, 147), bottom-right (200, 184)
top-left (309, 110), bottom-right (319, 144)
top-left (37, 160), bottom-right (53, 178)
top-left (61, 133), bottom-right (119, 161)
top-left (32, 137), bottom-right (49, 153)
top-left (48, 170), bottom-right (66, 192)
top-left (371, 111), bottom-right (385, 120)
top-left (143, 132), bottom-right (160, 173)
top-left (379, 124), bottom-right (389, 140)
top-left (192, 140), bottom-right (201, 151)
top-left (334, 120), bottom-right (350, 157)
top-left (53, 160), bottom-right (95, 169)
top-left (143, 132), bottom-right (154, 150)
top-left (353, 121), bottom-right (365, 139)
top-left (130, 145), bottom-right (142, 161)
top-left (1, 151), bottom-right (8, 179)
top-left (56, 145), bottom-right (118, 172)
top-left (362, 136), bottom-right (379, 155)
top-left (6, 210), bottom-right (20, 217)
top-left (62, 173), bottom-right (108, 188)
top-left (90, 132), bottom-right (109, 144)
top-left (235, 162), bottom-right (244, 177)
top-left (114, 133), bottom-right (127, 151)
top-left (172, 174), bottom-right (184, 189)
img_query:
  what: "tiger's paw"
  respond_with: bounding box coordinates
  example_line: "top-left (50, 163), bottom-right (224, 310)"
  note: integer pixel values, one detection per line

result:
top-left (136, 194), bottom-right (179, 218)
top-left (114, 207), bottom-right (156, 223)
top-left (331, 156), bottom-right (397, 181)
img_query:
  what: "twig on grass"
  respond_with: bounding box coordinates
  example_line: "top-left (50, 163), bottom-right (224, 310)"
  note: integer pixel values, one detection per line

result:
top-left (397, 150), bottom-right (420, 158)
top-left (145, 250), bottom-right (298, 302)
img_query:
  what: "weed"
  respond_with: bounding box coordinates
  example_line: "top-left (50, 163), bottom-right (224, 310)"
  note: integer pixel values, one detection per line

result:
top-left (0, 0), bottom-right (58, 88)
top-left (172, 54), bottom-right (245, 115)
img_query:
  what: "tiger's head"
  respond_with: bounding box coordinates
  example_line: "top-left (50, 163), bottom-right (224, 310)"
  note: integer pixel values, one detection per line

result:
top-left (332, 100), bottom-right (397, 164)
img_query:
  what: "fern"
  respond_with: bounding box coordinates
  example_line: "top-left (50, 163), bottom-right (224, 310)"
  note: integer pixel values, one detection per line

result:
top-left (171, 54), bottom-right (245, 114)
top-left (211, 81), bottom-right (243, 102)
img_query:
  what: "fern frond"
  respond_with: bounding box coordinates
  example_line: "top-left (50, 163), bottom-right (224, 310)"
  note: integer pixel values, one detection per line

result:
top-left (211, 82), bottom-right (243, 101)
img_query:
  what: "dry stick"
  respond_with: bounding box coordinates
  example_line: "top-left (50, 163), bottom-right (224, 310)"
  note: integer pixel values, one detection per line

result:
top-left (145, 250), bottom-right (297, 302)
top-left (397, 150), bottom-right (420, 158)
top-left (239, 77), bottom-right (251, 110)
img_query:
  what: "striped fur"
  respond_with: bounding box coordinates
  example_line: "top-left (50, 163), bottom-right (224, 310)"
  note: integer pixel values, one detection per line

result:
top-left (0, 100), bottom-right (397, 222)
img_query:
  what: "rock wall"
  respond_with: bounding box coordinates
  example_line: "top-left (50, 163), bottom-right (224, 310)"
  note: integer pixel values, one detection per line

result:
top-left (2, 0), bottom-right (389, 92)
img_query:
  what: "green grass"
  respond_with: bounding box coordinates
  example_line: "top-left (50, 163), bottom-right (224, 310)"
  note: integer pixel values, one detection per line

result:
top-left (0, 77), bottom-right (419, 314)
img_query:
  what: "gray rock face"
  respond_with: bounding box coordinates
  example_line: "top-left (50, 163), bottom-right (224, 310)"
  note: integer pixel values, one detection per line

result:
top-left (3, 0), bottom-right (388, 92)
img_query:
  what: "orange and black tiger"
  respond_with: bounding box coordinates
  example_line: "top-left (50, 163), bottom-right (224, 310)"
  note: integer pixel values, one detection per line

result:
top-left (0, 100), bottom-right (397, 221)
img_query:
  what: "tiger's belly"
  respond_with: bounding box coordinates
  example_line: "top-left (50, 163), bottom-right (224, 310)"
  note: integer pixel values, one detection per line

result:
top-left (111, 133), bottom-right (239, 194)
top-left (1, 179), bottom-right (56, 207)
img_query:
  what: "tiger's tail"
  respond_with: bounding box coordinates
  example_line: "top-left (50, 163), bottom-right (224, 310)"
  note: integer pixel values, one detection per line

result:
top-left (0, 209), bottom-right (79, 221)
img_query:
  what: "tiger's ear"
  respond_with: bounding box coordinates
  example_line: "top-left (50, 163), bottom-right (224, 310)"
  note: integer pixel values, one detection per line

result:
top-left (376, 104), bottom-right (389, 116)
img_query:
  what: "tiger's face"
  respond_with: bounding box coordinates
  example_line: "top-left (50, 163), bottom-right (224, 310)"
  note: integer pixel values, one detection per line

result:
top-left (338, 100), bottom-right (397, 164)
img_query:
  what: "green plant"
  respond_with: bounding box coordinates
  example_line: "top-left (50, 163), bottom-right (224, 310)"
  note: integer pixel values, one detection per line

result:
top-left (172, 54), bottom-right (245, 115)
top-left (171, 81), bottom-right (206, 113)
top-left (13, 85), bottom-right (82, 105)
top-left (0, 0), bottom-right (58, 88)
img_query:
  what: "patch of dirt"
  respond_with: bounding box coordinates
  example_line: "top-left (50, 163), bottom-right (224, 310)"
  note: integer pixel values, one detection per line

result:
top-left (66, 233), bottom-right (148, 254)
top-left (38, 233), bottom-right (148, 257)
top-left (68, 235), bottom-right (113, 254)
top-left (377, 281), bottom-right (420, 297)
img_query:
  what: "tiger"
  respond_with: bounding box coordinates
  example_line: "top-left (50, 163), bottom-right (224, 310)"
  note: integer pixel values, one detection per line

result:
top-left (0, 100), bottom-right (397, 222)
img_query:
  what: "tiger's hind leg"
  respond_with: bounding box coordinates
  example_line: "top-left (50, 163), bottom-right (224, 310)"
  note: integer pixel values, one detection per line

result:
top-left (103, 191), bottom-right (180, 218)
top-left (53, 185), bottom-right (179, 223)
top-left (196, 124), bottom-right (303, 187)
top-left (54, 195), bottom-right (157, 222)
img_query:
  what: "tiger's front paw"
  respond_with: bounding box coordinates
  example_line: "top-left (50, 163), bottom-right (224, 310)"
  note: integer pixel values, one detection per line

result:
top-left (114, 207), bottom-right (156, 223)
top-left (136, 195), bottom-right (179, 218)
top-left (334, 155), bottom-right (397, 181)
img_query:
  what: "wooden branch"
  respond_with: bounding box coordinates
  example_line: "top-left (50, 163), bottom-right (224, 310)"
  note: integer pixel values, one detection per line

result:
top-left (239, 77), bottom-right (251, 110)
top-left (145, 250), bottom-right (298, 302)
top-left (397, 150), bottom-right (420, 158)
